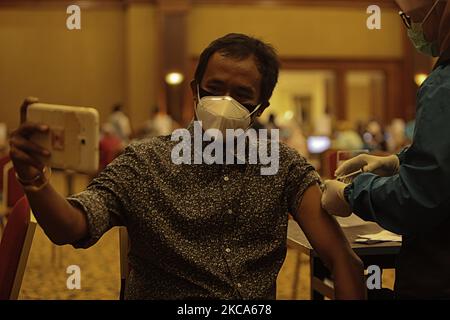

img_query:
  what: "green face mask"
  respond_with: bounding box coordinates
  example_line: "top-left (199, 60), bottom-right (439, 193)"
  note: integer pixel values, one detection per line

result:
top-left (407, 23), bottom-right (439, 57)
top-left (406, 0), bottom-right (440, 57)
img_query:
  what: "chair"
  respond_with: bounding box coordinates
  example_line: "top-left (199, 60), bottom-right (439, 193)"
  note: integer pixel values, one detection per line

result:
top-left (99, 135), bottom-right (123, 173)
top-left (119, 226), bottom-right (130, 300)
top-left (3, 161), bottom-right (24, 209)
top-left (0, 196), bottom-right (37, 300)
top-left (0, 155), bottom-right (11, 201)
top-left (1, 161), bottom-right (24, 233)
top-left (320, 149), bottom-right (338, 179)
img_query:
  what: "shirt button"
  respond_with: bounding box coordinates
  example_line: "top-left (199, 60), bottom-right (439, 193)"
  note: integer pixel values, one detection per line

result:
top-left (225, 248), bottom-right (231, 253)
top-left (227, 209), bottom-right (233, 214)
top-left (224, 176), bottom-right (229, 181)
top-left (237, 283), bottom-right (242, 288)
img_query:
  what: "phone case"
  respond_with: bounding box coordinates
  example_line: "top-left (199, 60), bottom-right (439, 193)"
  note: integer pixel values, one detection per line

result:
top-left (24, 103), bottom-right (99, 174)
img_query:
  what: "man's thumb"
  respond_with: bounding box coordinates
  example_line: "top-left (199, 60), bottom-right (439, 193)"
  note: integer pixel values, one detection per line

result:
top-left (363, 162), bottom-right (377, 172)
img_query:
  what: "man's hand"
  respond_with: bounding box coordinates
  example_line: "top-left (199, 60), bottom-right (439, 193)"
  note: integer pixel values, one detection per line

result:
top-left (321, 180), bottom-right (352, 217)
top-left (9, 97), bottom-right (51, 181)
top-left (335, 154), bottom-right (399, 178)
top-left (8, 97), bottom-right (88, 246)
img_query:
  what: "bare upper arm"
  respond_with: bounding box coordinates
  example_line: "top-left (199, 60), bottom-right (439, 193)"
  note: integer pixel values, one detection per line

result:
top-left (293, 183), bottom-right (353, 268)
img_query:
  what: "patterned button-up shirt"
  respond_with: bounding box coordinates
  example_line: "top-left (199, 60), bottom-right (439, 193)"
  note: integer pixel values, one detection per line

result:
top-left (67, 124), bottom-right (320, 299)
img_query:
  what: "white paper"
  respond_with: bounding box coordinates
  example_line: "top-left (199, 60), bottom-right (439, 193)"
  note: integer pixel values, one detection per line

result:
top-left (357, 230), bottom-right (402, 242)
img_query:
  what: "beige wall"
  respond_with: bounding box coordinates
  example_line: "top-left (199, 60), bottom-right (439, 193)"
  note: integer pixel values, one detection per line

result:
top-left (188, 4), bottom-right (404, 127)
top-left (188, 5), bottom-right (403, 58)
top-left (0, 3), bottom-right (404, 132)
top-left (268, 70), bottom-right (330, 128)
top-left (0, 6), bottom-right (125, 131)
top-left (124, 4), bottom-right (157, 131)
top-left (347, 83), bottom-right (371, 125)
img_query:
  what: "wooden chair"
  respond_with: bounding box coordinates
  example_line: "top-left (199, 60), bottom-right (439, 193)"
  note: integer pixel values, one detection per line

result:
top-left (118, 226), bottom-right (130, 300)
top-left (320, 149), bottom-right (338, 179)
top-left (0, 196), bottom-right (37, 300)
top-left (0, 155), bottom-right (10, 198)
top-left (1, 161), bottom-right (24, 234)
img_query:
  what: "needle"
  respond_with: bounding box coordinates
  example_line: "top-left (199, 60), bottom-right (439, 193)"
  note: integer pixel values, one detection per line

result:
top-left (336, 169), bottom-right (363, 182)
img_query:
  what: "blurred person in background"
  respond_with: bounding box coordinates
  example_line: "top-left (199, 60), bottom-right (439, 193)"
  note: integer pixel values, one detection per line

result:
top-left (386, 118), bottom-right (408, 153)
top-left (332, 121), bottom-right (364, 150)
top-left (356, 121), bottom-right (366, 140)
top-left (98, 123), bottom-right (124, 172)
top-left (279, 118), bottom-right (309, 158)
top-left (362, 119), bottom-right (387, 152)
top-left (108, 103), bottom-right (132, 143)
top-left (405, 118), bottom-right (416, 142)
top-left (141, 105), bottom-right (177, 137)
top-left (322, 0), bottom-right (450, 299)
top-left (314, 106), bottom-right (333, 137)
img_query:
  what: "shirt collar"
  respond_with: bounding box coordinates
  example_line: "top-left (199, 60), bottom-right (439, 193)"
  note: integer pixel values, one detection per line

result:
top-left (186, 121), bottom-right (255, 165)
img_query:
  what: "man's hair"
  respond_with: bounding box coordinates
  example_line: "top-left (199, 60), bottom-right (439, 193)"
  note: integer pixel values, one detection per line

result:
top-left (194, 33), bottom-right (280, 106)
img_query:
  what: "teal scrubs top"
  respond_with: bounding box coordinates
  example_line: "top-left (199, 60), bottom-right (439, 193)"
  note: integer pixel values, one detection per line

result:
top-left (346, 61), bottom-right (450, 236)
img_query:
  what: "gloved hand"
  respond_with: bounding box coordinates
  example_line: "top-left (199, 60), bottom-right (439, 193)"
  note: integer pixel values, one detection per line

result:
top-left (321, 180), bottom-right (352, 217)
top-left (335, 154), bottom-right (400, 178)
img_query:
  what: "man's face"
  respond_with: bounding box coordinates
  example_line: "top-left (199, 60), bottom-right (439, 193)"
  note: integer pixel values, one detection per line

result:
top-left (396, 0), bottom-right (443, 42)
top-left (192, 52), bottom-right (265, 115)
top-left (396, 0), bottom-right (432, 20)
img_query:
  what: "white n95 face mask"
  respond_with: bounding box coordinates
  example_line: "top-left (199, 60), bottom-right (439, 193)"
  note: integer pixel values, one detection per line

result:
top-left (194, 85), bottom-right (261, 136)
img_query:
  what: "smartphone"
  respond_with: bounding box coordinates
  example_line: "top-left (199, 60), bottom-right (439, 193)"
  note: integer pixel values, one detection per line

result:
top-left (24, 102), bottom-right (99, 174)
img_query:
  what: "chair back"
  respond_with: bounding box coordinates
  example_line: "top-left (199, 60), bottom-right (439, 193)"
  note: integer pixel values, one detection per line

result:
top-left (322, 150), bottom-right (338, 179)
top-left (2, 161), bottom-right (24, 210)
top-left (119, 227), bottom-right (130, 300)
top-left (0, 196), bottom-right (36, 300)
top-left (0, 156), bottom-right (10, 196)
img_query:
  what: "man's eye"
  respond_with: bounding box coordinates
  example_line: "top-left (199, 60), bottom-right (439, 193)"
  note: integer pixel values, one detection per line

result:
top-left (200, 87), bottom-right (219, 97)
top-left (236, 92), bottom-right (253, 100)
top-left (206, 87), bottom-right (222, 95)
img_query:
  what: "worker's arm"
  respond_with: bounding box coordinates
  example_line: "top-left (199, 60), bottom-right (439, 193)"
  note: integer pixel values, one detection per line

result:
top-left (9, 119), bottom-right (88, 245)
top-left (347, 81), bottom-right (450, 235)
top-left (294, 184), bottom-right (366, 300)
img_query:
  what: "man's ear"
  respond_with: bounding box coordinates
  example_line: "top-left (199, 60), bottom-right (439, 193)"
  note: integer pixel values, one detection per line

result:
top-left (190, 80), bottom-right (198, 103)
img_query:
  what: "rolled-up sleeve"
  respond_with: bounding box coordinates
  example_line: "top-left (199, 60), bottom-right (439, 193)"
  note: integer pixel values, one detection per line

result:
top-left (67, 143), bottom-right (145, 248)
top-left (347, 77), bottom-right (450, 236)
top-left (284, 147), bottom-right (322, 214)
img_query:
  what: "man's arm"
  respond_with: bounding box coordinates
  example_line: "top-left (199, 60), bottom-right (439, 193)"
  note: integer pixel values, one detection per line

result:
top-left (10, 99), bottom-right (136, 248)
top-left (293, 183), bottom-right (366, 300)
top-left (9, 117), bottom-right (89, 245)
top-left (24, 184), bottom-right (88, 245)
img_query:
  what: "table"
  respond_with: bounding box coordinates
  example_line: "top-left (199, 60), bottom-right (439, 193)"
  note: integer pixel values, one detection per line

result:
top-left (287, 219), bottom-right (401, 300)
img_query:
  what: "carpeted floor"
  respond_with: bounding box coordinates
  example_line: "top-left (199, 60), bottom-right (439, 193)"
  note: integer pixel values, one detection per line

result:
top-left (19, 226), bottom-right (311, 300)
top-left (17, 171), bottom-right (394, 300)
